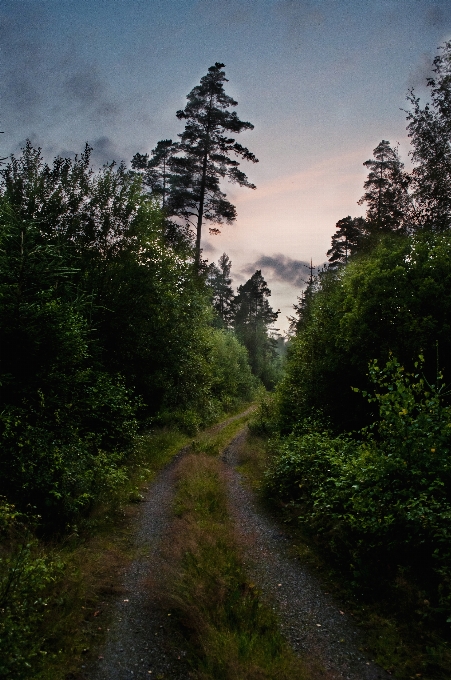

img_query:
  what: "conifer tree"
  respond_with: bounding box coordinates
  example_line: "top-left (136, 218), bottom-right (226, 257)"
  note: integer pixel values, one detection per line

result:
top-left (231, 270), bottom-right (280, 385)
top-left (171, 63), bottom-right (258, 269)
top-left (131, 139), bottom-right (179, 208)
top-left (207, 252), bottom-right (235, 326)
top-left (358, 140), bottom-right (410, 233)
top-left (327, 216), bottom-right (367, 267)
top-left (406, 41), bottom-right (451, 231)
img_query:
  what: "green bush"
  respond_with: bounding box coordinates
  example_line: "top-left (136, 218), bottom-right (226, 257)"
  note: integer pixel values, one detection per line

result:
top-left (155, 329), bottom-right (257, 434)
top-left (265, 356), bottom-right (451, 619)
top-left (0, 500), bottom-right (64, 679)
top-left (278, 232), bottom-right (451, 432)
top-left (0, 143), bottom-right (257, 525)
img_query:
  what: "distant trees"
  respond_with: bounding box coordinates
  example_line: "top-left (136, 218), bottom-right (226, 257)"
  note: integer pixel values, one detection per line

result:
top-left (324, 141), bottom-right (410, 274)
top-left (207, 257), bottom-right (282, 387)
top-left (207, 252), bottom-right (235, 326)
top-left (131, 139), bottom-right (178, 208)
top-left (232, 269), bottom-right (280, 388)
top-left (134, 63), bottom-right (258, 270)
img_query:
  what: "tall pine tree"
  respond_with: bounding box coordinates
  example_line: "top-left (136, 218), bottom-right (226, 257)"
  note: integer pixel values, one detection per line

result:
top-left (172, 63), bottom-right (258, 269)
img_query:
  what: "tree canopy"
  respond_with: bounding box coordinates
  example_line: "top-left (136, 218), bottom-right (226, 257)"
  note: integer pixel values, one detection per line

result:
top-left (134, 63), bottom-right (258, 269)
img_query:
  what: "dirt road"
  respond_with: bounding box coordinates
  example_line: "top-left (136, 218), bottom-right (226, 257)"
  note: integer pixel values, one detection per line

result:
top-left (87, 418), bottom-right (389, 679)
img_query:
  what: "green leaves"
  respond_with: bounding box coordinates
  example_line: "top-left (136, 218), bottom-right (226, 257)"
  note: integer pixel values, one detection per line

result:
top-left (266, 354), bottom-right (451, 621)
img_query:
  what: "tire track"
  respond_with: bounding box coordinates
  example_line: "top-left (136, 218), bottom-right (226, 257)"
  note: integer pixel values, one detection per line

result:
top-left (222, 429), bottom-right (391, 680)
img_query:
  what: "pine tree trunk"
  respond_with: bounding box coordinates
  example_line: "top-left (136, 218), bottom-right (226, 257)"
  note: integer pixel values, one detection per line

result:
top-left (195, 97), bottom-right (213, 272)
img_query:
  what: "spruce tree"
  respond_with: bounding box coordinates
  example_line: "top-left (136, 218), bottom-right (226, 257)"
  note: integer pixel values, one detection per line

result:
top-left (207, 252), bottom-right (235, 326)
top-left (406, 41), bottom-right (451, 231)
top-left (327, 216), bottom-right (367, 266)
top-left (358, 140), bottom-right (410, 233)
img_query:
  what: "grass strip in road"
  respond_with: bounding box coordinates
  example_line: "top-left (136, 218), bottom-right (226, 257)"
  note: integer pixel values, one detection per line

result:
top-left (165, 450), bottom-right (311, 680)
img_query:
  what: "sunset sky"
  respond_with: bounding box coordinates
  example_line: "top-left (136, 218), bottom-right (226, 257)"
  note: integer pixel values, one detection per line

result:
top-left (1, 0), bottom-right (450, 330)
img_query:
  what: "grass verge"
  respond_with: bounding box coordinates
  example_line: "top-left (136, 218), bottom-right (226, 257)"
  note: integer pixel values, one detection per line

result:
top-left (31, 426), bottom-right (192, 680)
top-left (238, 431), bottom-right (451, 680)
top-left (163, 449), bottom-right (312, 680)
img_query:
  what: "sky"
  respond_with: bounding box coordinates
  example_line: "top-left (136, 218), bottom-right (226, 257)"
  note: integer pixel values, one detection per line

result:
top-left (1, 0), bottom-right (450, 331)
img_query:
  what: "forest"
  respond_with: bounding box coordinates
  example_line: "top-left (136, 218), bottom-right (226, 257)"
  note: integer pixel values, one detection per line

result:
top-left (1, 41), bottom-right (451, 680)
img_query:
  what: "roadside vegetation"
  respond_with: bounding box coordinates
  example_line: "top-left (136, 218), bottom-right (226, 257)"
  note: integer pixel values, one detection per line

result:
top-left (0, 63), bottom-right (283, 677)
top-left (4, 41), bottom-right (451, 679)
top-left (252, 43), bottom-right (451, 680)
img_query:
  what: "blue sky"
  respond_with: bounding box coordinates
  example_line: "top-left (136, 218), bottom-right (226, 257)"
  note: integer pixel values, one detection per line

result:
top-left (1, 0), bottom-right (450, 329)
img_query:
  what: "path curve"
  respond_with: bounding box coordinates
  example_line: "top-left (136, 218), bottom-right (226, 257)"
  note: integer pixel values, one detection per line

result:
top-left (87, 408), bottom-right (254, 680)
top-left (222, 428), bottom-right (391, 680)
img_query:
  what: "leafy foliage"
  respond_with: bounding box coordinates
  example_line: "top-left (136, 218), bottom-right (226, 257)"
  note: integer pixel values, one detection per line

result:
top-left (0, 500), bottom-right (64, 678)
top-left (266, 355), bottom-right (451, 619)
top-left (0, 142), bottom-right (257, 526)
top-left (280, 231), bottom-right (451, 432)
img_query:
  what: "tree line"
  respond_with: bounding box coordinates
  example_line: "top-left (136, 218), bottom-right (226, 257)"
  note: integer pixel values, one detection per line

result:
top-left (0, 63), bottom-right (282, 534)
top-left (261, 42), bottom-right (451, 649)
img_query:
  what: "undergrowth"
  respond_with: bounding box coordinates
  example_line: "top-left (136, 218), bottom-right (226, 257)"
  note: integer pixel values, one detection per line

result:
top-left (239, 426), bottom-right (451, 680)
top-left (1, 424), bottom-right (193, 679)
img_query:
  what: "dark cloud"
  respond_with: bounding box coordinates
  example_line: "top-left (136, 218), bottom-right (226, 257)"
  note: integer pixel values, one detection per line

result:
top-left (0, 4), bottom-right (122, 149)
top-left (65, 67), bottom-right (120, 123)
top-left (0, 7), bottom-right (45, 124)
top-left (89, 136), bottom-right (122, 167)
top-left (425, 5), bottom-right (447, 29)
top-left (242, 254), bottom-right (323, 287)
top-left (65, 70), bottom-right (107, 105)
top-left (275, 0), bottom-right (325, 42)
top-left (201, 240), bottom-right (217, 254)
top-left (407, 51), bottom-right (434, 89)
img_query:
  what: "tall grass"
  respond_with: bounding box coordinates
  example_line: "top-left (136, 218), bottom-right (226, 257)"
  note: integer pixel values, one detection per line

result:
top-left (164, 451), bottom-right (313, 680)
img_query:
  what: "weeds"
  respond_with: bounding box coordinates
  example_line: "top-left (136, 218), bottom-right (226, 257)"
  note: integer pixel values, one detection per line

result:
top-left (0, 425), bottom-right (192, 680)
top-left (165, 451), bottom-right (311, 680)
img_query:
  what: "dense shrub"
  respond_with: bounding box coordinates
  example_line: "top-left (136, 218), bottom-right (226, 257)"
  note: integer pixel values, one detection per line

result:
top-left (266, 356), bottom-right (451, 618)
top-left (0, 500), bottom-right (64, 678)
top-left (0, 143), bottom-right (257, 525)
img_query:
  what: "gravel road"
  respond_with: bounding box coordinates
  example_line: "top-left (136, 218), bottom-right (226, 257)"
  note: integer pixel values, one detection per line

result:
top-left (86, 443), bottom-right (192, 680)
top-left (86, 409), bottom-right (254, 680)
top-left (86, 414), bottom-right (391, 680)
top-left (222, 428), bottom-right (391, 680)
